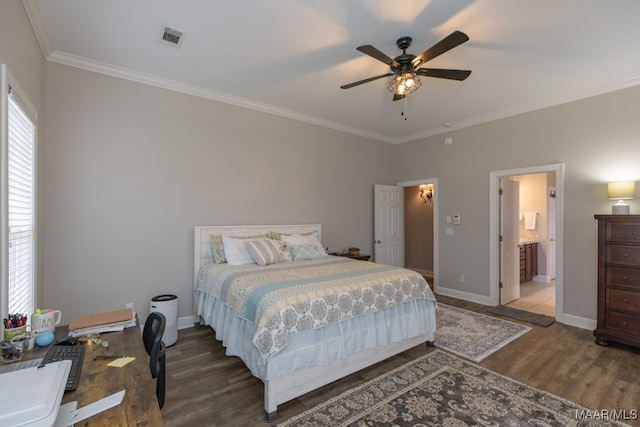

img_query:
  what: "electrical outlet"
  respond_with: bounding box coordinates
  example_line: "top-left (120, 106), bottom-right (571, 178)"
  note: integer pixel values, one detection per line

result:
top-left (126, 302), bottom-right (134, 310)
top-left (458, 274), bottom-right (465, 282)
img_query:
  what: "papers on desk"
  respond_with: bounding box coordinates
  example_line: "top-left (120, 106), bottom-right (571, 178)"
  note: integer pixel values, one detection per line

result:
top-left (68, 308), bottom-right (136, 337)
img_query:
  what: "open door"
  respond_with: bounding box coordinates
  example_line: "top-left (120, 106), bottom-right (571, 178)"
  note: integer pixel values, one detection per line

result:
top-left (500, 178), bottom-right (520, 304)
top-left (374, 184), bottom-right (403, 266)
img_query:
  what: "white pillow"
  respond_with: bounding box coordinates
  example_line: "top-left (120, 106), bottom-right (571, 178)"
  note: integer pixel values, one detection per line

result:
top-left (245, 239), bottom-right (279, 266)
top-left (268, 238), bottom-right (292, 262)
top-left (281, 233), bottom-right (326, 256)
top-left (222, 235), bottom-right (255, 265)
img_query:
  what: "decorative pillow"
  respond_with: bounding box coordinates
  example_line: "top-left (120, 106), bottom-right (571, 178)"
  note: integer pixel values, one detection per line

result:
top-left (245, 239), bottom-right (279, 266)
top-left (290, 244), bottom-right (323, 261)
top-left (222, 235), bottom-right (256, 265)
top-left (210, 233), bottom-right (267, 264)
top-left (281, 233), bottom-right (326, 256)
top-left (210, 235), bottom-right (227, 264)
top-left (268, 238), bottom-right (292, 262)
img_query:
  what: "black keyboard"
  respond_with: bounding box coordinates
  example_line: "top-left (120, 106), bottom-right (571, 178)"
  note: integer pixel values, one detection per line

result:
top-left (43, 345), bottom-right (85, 391)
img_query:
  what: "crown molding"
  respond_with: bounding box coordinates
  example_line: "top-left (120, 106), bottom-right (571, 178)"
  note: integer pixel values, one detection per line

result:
top-left (21, 0), bottom-right (640, 146)
top-left (46, 50), bottom-right (396, 144)
top-left (395, 74), bottom-right (640, 144)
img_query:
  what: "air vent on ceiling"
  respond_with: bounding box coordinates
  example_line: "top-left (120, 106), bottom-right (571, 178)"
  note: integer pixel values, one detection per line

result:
top-left (160, 26), bottom-right (184, 48)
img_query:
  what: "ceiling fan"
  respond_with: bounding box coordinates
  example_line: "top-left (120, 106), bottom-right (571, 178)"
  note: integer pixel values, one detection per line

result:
top-left (341, 31), bottom-right (471, 101)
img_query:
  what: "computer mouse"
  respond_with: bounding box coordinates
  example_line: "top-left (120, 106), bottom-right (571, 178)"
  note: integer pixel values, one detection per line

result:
top-left (55, 337), bottom-right (78, 346)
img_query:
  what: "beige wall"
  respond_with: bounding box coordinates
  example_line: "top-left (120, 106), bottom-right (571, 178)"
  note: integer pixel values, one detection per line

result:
top-left (43, 63), bottom-right (396, 323)
top-left (395, 87), bottom-right (640, 322)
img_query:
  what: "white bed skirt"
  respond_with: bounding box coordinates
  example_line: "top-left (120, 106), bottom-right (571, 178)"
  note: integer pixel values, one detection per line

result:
top-left (197, 291), bottom-right (437, 381)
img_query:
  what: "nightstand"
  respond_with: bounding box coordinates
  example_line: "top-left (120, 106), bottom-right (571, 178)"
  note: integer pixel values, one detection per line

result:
top-left (330, 253), bottom-right (371, 261)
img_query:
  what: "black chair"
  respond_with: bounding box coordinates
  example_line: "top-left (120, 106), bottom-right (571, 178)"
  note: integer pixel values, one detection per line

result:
top-left (143, 312), bottom-right (166, 409)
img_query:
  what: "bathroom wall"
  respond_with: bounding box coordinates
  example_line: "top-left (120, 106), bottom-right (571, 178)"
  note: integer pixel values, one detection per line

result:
top-left (517, 173), bottom-right (550, 279)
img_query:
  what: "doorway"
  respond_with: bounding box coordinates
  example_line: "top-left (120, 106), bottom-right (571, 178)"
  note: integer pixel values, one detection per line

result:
top-left (394, 179), bottom-right (438, 291)
top-left (489, 164), bottom-right (564, 322)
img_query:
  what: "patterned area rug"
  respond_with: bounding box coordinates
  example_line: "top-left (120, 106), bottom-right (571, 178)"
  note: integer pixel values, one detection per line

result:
top-left (435, 303), bottom-right (531, 362)
top-left (278, 350), bottom-right (629, 427)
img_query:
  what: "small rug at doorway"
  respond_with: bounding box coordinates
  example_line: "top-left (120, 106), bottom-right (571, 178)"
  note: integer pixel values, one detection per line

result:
top-left (486, 305), bottom-right (555, 327)
top-left (276, 350), bottom-right (629, 427)
top-left (434, 304), bottom-right (531, 362)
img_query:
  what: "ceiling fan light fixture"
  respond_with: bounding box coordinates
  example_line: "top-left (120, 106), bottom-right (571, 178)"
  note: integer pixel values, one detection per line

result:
top-left (388, 72), bottom-right (421, 95)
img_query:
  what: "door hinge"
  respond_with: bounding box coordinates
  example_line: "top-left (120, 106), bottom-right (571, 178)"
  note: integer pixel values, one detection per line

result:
top-left (499, 281), bottom-right (503, 289)
top-left (499, 235), bottom-right (503, 242)
top-left (499, 188), bottom-right (503, 196)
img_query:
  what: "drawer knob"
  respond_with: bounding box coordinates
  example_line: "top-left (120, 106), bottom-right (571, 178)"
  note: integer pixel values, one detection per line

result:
top-left (632, 231), bottom-right (638, 235)
top-left (623, 253), bottom-right (629, 257)
top-left (622, 321), bottom-right (628, 327)
top-left (623, 276), bottom-right (629, 280)
top-left (622, 299), bottom-right (629, 304)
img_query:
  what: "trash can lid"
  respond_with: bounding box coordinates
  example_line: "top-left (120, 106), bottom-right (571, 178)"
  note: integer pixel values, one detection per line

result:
top-left (151, 294), bottom-right (177, 302)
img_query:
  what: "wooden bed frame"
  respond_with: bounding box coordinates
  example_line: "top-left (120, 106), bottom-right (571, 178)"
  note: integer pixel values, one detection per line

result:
top-left (194, 224), bottom-right (435, 422)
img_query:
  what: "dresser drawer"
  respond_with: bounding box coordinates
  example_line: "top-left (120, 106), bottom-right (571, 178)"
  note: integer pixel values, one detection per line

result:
top-left (606, 310), bottom-right (640, 335)
top-left (606, 244), bottom-right (640, 266)
top-left (606, 266), bottom-right (640, 290)
top-left (606, 288), bottom-right (640, 313)
top-left (607, 222), bottom-right (640, 243)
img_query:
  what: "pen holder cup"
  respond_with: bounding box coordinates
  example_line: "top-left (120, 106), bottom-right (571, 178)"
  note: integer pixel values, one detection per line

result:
top-left (3, 325), bottom-right (27, 342)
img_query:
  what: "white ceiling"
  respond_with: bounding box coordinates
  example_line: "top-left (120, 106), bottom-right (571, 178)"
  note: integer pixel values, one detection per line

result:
top-left (25, 0), bottom-right (640, 144)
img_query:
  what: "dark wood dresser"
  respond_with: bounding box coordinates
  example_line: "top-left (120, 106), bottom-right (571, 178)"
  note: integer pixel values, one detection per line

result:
top-left (594, 215), bottom-right (640, 348)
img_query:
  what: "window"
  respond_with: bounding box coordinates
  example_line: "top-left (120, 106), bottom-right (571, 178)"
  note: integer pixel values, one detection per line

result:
top-left (2, 66), bottom-right (37, 319)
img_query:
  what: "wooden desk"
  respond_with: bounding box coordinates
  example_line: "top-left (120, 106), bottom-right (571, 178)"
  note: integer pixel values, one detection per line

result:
top-left (31, 323), bottom-right (163, 426)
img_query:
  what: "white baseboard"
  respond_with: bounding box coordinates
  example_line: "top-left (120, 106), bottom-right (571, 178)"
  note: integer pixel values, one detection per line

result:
top-left (561, 313), bottom-right (595, 330)
top-left (435, 286), bottom-right (493, 306)
top-left (532, 275), bottom-right (552, 283)
top-left (407, 268), bottom-right (433, 277)
top-left (178, 315), bottom-right (197, 330)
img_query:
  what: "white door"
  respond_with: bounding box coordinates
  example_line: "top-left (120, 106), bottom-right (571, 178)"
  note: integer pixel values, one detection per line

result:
top-left (374, 184), bottom-right (403, 266)
top-left (500, 178), bottom-right (520, 304)
top-left (547, 186), bottom-right (557, 280)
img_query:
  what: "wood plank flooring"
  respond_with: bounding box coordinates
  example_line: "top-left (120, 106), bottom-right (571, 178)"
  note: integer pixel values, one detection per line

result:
top-left (162, 295), bottom-right (640, 427)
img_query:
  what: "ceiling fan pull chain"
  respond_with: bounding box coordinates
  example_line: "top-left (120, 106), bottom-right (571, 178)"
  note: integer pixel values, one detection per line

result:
top-left (402, 96), bottom-right (408, 121)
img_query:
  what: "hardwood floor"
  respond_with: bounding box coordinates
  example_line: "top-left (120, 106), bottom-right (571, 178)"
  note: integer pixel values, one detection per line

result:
top-left (162, 295), bottom-right (640, 427)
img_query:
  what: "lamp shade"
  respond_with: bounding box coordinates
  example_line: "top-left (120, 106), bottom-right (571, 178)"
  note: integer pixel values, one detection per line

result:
top-left (608, 181), bottom-right (636, 200)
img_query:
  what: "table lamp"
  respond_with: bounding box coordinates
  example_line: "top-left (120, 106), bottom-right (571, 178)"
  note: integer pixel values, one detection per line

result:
top-left (608, 181), bottom-right (635, 214)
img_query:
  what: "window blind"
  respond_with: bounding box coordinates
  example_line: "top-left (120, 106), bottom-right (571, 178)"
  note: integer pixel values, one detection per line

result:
top-left (7, 91), bottom-right (35, 316)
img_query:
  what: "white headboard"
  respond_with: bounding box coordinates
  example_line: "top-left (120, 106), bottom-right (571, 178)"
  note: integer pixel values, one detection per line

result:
top-left (193, 224), bottom-right (322, 285)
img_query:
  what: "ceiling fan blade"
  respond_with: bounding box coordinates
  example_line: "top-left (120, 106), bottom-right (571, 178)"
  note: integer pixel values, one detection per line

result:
top-left (416, 68), bottom-right (471, 81)
top-left (340, 72), bottom-right (395, 89)
top-left (411, 30), bottom-right (469, 67)
top-left (393, 94), bottom-right (406, 101)
top-left (356, 45), bottom-right (400, 68)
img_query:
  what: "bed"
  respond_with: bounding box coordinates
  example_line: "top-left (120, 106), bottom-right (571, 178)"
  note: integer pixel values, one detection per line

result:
top-left (193, 224), bottom-right (437, 422)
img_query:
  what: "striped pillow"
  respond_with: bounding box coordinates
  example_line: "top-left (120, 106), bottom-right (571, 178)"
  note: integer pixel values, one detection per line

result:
top-left (245, 239), bottom-right (280, 266)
